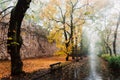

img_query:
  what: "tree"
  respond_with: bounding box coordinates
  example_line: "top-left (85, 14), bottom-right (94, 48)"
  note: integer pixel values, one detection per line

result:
top-left (113, 13), bottom-right (120, 56)
top-left (41, 0), bottom-right (91, 60)
top-left (96, 18), bottom-right (113, 56)
top-left (95, 10), bottom-right (120, 56)
top-left (7, 0), bottom-right (31, 76)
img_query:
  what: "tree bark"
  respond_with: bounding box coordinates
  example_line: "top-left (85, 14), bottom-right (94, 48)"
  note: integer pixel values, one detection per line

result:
top-left (7, 0), bottom-right (31, 76)
top-left (107, 45), bottom-right (112, 56)
top-left (113, 13), bottom-right (120, 56)
top-left (63, 23), bottom-right (70, 61)
top-left (104, 40), bottom-right (112, 56)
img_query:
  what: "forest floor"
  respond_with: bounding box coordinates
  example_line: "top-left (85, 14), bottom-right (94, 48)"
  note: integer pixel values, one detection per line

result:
top-left (0, 56), bottom-right (72, 79)
top-left (0, 56), bottom-right (119, 80)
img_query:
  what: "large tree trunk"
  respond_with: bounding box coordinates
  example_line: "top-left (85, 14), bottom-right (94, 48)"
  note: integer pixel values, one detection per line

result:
top-left (7, 0), bottom-right (31, 76)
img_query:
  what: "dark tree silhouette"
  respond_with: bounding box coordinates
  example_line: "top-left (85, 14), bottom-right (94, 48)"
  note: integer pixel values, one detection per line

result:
top-left (113, 13), bottom-right (120, 56)
top-left (7, 0), bottom-right (31, 76)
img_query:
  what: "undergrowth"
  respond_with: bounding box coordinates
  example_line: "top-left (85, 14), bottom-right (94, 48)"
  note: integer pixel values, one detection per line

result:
top-left (101, 54), bottom-right (120, 72)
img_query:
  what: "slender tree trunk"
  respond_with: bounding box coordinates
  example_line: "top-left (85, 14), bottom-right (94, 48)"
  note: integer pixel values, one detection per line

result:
top-left (70, 10), bottom-right (75, 60)
top-left (104, 37), bottom-right (112, 56)
top-left (63, 24), bottom-right (70, 61)
top-left (66, 54), bottom-right (69, 61)
top-left (108, 46), bottom-right (112, 56)
top-left (105, 46), bottom-right (109, 54)
top-left (7, 0), bottom-right (31, 76)
top-left (104, 41), bottom-right (112, 56)
top-left (104, 43), bottom-right (109, 54)
top-left (113, 30), bottom-right (117, 56)
top-left (113, 13), bottom-right (120, 56)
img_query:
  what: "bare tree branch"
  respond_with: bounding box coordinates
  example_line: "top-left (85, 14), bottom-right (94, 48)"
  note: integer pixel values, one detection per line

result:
top-left (49, 18), bottom-right (63, 23)
top-left (0, 6), bottom-right (14, 15)
top-left (73, 0), bottom-right (78, 8)
top-left (58, 6), bottom-right (64, 19)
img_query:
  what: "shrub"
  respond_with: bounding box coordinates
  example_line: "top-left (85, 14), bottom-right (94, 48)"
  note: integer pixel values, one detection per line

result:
top-left (101, 54), bottom-right (111, 61)
top-left (108, 56), bottom-right (120, 71)
top-left (101, 54), bottom-right (120, 72)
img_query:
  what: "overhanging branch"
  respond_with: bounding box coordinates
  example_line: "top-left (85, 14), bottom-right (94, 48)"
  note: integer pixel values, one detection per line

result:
top-left (0, 6), bottom-right (14, 15)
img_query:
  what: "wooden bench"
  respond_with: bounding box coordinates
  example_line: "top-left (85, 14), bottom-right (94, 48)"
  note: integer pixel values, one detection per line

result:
top-left (50, 62), bottom-right (62, 72)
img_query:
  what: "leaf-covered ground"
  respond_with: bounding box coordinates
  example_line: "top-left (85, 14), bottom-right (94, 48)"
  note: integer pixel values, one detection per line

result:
top-left (0, 56), bottom-right (69, 79)
top-left (0, 56), bottom-right (89, 80)
top-left (0, 56), bottom-right (119, 80)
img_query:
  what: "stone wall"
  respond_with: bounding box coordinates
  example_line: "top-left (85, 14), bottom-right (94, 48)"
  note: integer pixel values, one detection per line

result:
top-left (0, 22), bottom-right (57, 60)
